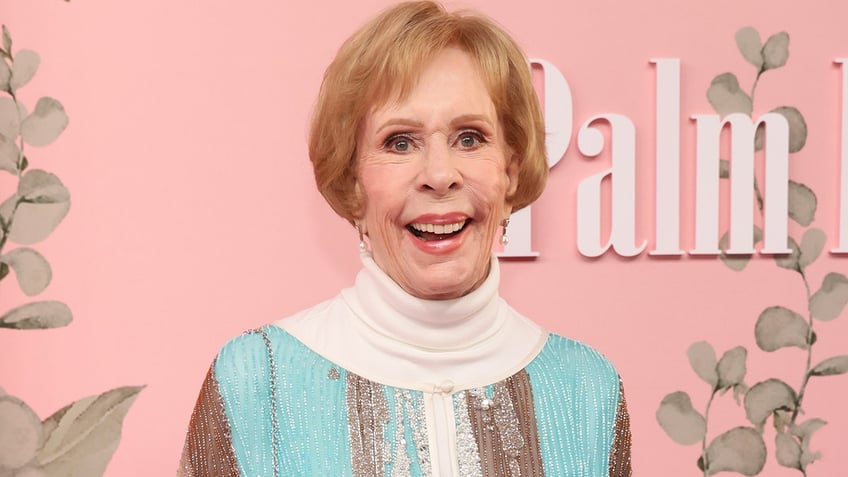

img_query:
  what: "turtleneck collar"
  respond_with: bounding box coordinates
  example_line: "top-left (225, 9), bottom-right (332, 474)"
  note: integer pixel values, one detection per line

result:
top-left (277, 250), bottom-right (546, 390)
top-left (341, 251), bottom-right (505, 353)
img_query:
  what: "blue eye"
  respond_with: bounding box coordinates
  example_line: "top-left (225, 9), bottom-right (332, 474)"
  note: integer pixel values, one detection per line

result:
top-left (458, 131), bottom-right (484, 149)
top-left (384, 134), bottom-right (413, 152)
top-left (393, 139), bottom-right (410, 152)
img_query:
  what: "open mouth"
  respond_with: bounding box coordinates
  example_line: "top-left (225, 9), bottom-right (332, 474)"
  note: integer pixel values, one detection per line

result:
top-left (406, 220), bottom-right (469, 241)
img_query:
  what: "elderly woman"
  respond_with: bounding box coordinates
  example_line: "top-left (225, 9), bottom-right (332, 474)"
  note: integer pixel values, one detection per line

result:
top-left (180, 2), bottom-right (631, 476)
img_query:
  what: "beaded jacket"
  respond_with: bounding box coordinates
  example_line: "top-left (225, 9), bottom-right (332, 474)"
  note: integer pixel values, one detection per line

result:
top-left (179, 255), bottom-right (632, 476)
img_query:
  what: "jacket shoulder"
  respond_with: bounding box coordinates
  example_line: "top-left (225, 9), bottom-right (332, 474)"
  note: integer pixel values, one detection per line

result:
top-left (530, 333), bottom-right (621, 388)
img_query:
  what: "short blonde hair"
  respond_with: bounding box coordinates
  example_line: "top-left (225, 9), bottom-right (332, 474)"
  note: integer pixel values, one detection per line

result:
top-left (309, 1), bottom-right (548, 222)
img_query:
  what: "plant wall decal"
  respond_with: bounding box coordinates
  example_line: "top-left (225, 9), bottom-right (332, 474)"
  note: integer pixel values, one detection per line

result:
top-left (657, 27), bottom-right (848, 476)
top-left (0, 25), bottom-right (142, 476)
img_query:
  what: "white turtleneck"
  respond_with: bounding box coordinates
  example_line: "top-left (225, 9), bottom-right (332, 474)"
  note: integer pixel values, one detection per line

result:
top-left (274, 251), bottom-right (547, 477)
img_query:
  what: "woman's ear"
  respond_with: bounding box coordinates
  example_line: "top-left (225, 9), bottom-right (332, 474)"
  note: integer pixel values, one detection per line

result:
top-left (505, 155), bottom-right (520, 198)
top-left (351, 175), bottom-right (366, 221)
top-left (502, 156), bottom-right (520, 219)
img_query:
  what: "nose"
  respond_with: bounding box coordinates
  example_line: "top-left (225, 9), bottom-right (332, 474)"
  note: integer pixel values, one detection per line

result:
top-left (417, 141), bottom-right (463, 195)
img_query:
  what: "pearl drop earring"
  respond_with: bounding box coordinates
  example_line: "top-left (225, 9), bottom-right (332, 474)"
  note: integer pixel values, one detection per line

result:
top-left (356, 223), bottom-right (367, 251)
top-left (500, 218), bottom-right (510, 246)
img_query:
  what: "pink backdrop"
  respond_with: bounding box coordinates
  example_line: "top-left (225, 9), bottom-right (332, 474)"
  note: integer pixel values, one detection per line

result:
top-left (2, 0), bottom-right (847, 475)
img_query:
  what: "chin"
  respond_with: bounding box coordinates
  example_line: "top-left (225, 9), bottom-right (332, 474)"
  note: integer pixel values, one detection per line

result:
top-left (407, 264), bottom-right (482, 300)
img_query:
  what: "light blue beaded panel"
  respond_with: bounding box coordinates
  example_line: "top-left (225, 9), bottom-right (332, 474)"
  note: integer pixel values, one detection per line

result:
top-left (215, 327), bottom-right (353, 476)
top-left (525, 334), bottom-right (621, 477)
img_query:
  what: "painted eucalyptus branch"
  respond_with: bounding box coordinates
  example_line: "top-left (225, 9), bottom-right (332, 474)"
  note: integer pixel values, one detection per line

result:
top-left (658, 26), bottom-right (848, 476)
top-left (0, 23), bottom-right (73, 330)
top-left (0, 24), bottom-right (143, 476)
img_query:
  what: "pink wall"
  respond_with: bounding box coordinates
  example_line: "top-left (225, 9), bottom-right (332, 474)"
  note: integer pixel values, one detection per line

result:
top-left (2, 0), bottom-right (847, 475)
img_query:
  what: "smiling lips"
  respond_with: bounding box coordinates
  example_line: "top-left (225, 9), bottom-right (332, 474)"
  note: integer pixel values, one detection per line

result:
top-left (408, 220), bottom-right (467, 238)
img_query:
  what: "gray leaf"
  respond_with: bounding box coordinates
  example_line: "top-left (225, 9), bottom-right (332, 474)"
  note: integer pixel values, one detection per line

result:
top-left (801, 450), bottom-right (823, 470)
top-left (754, 106), bottom-right (808, 153)
top-left (719, 227), bottom-right (762, 271)
top-left (37, 386), bottom-right (144, 475)
top-left (700, 427), bottom-right (766, 476)
top-left (788, 181), bottom-right (816, 226)
top-left (1, 247), bottom-right (51, 296)
top-left (7, 200), bottom-right (71, 245)
top-left (717, 346), bottom-right (747, 390)
top-left (735, 27), bottom-right (764, 69)
top-left (810, 355), bottom-right (848, 376)
top-left (0, 133), bottom-right (19, 173)
top-left (755, 306), bottom-right (810, 352)
top-left (656, 391), bottom-right (706, 445)
top-left (798, 228), bottom-right (826, 269)
top-left (707, 73), bottom-right (753, 117)
top-left (0, 394), bottom-right (42, 469)
top-left (777, 106), bottom-right (806, 153)
top-left (774, 236), bottom-right (800, 272)
top-left (791, 418), bottom-right (827, 443)
top-left (0, 300), bottom-right (71, 329)
top-left (18, 169), bottom-right (70, 203)
top-left (10, 49), bottom-right (39, 91)
top-left (688, 341), bottom-right (718, 387)
top-left (8, 170), bottom-right (71, 245)
top-left (810, 273), bottom-right (848, 321)
top-left (744, 378), bottom-right (797, 429)
top-left (762, 32), bottom-right (790, 71)
top-left (793, 418), bottom-right (826, 469)
top-left (0, 58), bottom-right (9, 91)
top-left (20, 97), bottom-right (68, 147)
top-left (775, 433), bottom-right (802, 470)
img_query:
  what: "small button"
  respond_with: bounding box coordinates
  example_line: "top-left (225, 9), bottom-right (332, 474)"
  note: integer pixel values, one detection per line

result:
top-left (436, 380), bottom-right (454, 393)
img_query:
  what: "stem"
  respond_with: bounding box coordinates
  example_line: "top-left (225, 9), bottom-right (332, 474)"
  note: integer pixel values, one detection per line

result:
top-left (0, 83), bottom-right (24, 257)
top-left (753, 177), bottom-right (764, 212)
top-left (747, 67), bottom-right (814, 472)
top-left (9, 89), bottom-right (25, 175)
top-left (0, 199), bottom-right (20, 256)
top-left (792, 271), bottom-right (814, 422)
top-left (2, 50), bottom-right (24, 175)
top-left (750, 72), bottom-right (762, 104)
top-left (751, 177), bottom-right (814, 423)
top-left (701, 390), bottom-right (717, 477)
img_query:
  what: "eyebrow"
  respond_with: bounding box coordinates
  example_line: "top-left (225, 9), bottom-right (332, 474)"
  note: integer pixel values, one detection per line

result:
top-left (450, 114), bottom-right (495, 129)
top-left (375, 118), bottom-right (424, 135)
top-left (375, 114), bottom-right (496, 135)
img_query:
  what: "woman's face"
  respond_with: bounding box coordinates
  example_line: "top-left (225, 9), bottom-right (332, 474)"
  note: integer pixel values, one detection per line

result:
top-left (356, 47), bottom-right (518, 300)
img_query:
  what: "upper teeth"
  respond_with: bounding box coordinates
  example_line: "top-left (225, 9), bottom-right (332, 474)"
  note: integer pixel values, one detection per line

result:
top-left (410, 221), bottom-right (466, 234)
